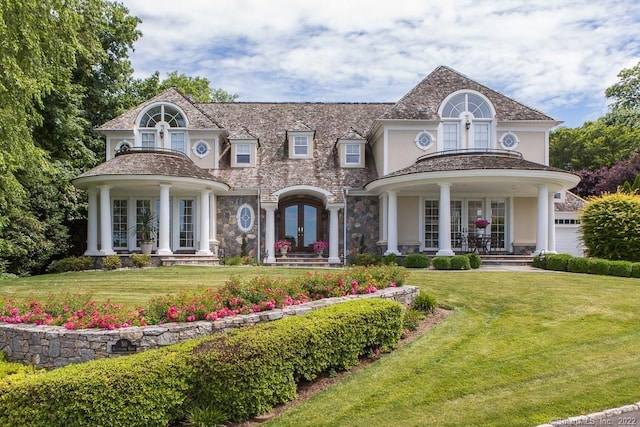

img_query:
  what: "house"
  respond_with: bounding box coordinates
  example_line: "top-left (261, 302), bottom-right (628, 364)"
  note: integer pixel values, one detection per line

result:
top-left (72, 66), bottom-right (582, 263)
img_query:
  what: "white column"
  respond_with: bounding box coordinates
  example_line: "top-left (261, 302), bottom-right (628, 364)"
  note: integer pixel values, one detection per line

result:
top-left (264, 203), bottom-right (277, 264)
top-left (157, 184), bottom-right (173, 255)
top-left (85, 188), bottom-right (99, 255)
top-left (209, 194), bottom-right (219, 256)
top-left (327, 204), bottom-right (341, 264)
top-left (98, 185), bottom-right (115, 255)
top-left (547, 192), bottom-right (557, 253)
top-left (437, 183), bottom-right (454, 256)
top-left (197, 189), bottom-right (212, 255)
top-left (384, 190), bottom-right (400, 255)
top-left (536, 184), bottom-right (549, 253)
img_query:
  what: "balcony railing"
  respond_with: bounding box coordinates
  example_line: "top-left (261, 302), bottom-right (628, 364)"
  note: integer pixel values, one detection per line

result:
top-left (417, 148), bottom-right (523, 162)
top-left (114, 146), bottom-right (189, 159)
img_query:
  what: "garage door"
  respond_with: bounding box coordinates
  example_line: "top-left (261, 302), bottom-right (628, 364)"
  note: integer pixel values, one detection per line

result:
top-left (555, 225), bottom-right (585, 257)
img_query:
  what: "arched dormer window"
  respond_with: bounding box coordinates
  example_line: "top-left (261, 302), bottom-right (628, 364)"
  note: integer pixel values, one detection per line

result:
top-left (439, 92), bottom-right (495, 151)
top-left (137, 104), bottom-right (188, 153)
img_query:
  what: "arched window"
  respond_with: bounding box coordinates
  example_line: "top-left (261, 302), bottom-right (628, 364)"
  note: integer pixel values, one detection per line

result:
top-left (138, 104), bottom-right (187, 150)
top-left (440, 92), bottom-right (494, 151)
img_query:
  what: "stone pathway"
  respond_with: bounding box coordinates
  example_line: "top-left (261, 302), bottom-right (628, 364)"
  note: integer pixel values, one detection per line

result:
top-left (536, 403), bottom-right (640, 426)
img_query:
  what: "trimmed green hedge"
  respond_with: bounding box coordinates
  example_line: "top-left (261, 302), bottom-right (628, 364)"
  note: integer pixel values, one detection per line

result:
top-left (534, 253), bottom-right (639, 279)
top-left (465, 253), bottom-right (482, 269)
top-left (0, 341), bottom-right (198, 427)
top-left (403, 253), bottom-right (429, 268)
top-left (191, 298), bottom-right (403, 421)
top-left (432, 255), bottom-right (470, 270)
top-left (0, 298), bottom-right (404, 426)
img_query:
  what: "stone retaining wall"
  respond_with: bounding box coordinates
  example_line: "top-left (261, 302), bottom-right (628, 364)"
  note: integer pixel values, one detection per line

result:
top-left (0, 286), bottom-right (418, 369)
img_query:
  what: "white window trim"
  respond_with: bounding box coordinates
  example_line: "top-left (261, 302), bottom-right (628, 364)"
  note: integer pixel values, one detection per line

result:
top-left (237, 204), bottom-right (255, 232)
top-left (499, 131), bottom-right (520, 150)
top-left (288, 131), bottom-right (314, 159)
top-left (114, 140), bottom-right (132, 153)
top-left (192, 140), bottom-right (211, 158)
top-left (344, 143), bottom-right (361, 164)
top-left (414, 131), bottom-right (434, 151)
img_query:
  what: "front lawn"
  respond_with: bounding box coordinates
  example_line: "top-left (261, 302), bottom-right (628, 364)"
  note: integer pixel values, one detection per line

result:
top-left (266, 271), bottom-right (640, 426)
top-left (1, 267), bottom-right (639, 425)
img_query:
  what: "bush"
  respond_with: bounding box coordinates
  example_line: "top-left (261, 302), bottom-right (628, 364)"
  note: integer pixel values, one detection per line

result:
top-left (223, 256), bottom-right (244, 266)
top-left (412, 293), bottom-right (437, 313)
top-left (402, 308), bottom-right (425, 331)
top-left (587, 258), bottom-right (610, 275)
top-left (545, 254), bottom-right (574, 272)
top-left (403, 253), bottom-right (429, 268)
top-left (581, 193), bottom-right (640, 261)
top-left (46, 256), bottom-right (95, 273)
top-left (431, 256), bottom-right (451, 270)
top-left (0, 298), bottom-right (404, 426)
top-left (102, 255), bottom-right (122, 270)
top-left (190, 298), bottom-right (403, 422)
top-left (350, 253), bottom-right (380, 266)
top-left (450, 255), bottom-right (471, 270)
top-left (632, 263), bottom-right (640, 278)
top-left (532, 253), bottom-right (547, 269)
top-left (567, 257), bottom-right (590, 274)
top-left (608, 260), bottom-right (632, 277)
top-left (381, 253), bottom-right (399, 265)
top-left (465, 252), bottom-right (482, 269)
top-left (0, 340), bottom-right (199, 427)
top-left (130, 253), bottom-right (151, 268)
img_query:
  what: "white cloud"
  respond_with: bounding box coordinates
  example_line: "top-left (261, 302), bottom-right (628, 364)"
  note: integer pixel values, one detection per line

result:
top-left (121, 0), bottom-right (640, 127)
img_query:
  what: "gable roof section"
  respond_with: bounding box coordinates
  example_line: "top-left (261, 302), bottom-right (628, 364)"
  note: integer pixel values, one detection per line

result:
top-left (98, 88), bottom-right (223, 130)
top-left (382, 66), bottom-right (555, 121)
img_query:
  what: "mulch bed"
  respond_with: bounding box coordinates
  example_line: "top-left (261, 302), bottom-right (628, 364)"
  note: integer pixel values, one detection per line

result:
top-left (234, 307), bottom-right (453, 426)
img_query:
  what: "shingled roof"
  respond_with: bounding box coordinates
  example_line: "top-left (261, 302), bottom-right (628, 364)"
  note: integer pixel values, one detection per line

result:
top-left (382, 66), bottom-right (556, 121)
top-left (380, 151), bottom-right (567, 180)
top-left (75, 150), bottom-right (227, 184)
top-left (200, 102), bottom-right (391, 202)
top-left (98, 88), bottom-right (223, 130)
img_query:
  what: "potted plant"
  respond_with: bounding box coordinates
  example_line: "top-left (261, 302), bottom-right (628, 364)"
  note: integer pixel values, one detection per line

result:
top-left (132, 209), bottom-right (157, 255)
top-left (274, 239), bottom-right (292, 257)
top-left (475, 218), bottom-right (490, 236)
top-left (312, 241), bottom-right (329, 257)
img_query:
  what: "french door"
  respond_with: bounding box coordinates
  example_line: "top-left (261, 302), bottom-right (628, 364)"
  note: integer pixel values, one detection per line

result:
top-left (279, 197), bottom-right (323, 253)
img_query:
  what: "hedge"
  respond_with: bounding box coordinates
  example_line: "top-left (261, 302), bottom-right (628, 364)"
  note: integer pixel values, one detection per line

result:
top-left (432, 255), bottom-right (470, 270)
top-left (403, 253), bottom-right (429, 268)
top-left (190, 298), bottom-right (403, 422)
top-left (0, 298), bottom-right (404, 426)
top-left (533, 253), bottom-right (639, 279)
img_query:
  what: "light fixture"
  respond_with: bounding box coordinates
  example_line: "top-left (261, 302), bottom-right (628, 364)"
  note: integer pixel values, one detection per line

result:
top-left (159, 124), bottom-right (165, 139)
top-left (465, 120), bottom-right (471, 130)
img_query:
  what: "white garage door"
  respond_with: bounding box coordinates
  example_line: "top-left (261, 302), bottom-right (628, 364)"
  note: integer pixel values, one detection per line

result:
top-left (555, 225), bottom-right (585, 257)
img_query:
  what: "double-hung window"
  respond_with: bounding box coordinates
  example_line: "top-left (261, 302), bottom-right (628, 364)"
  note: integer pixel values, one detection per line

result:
top-left (236, 144), bottom-right (251, 164)
top-left (171, 132), bottom-right (186, 154)
top-left (345, 144), bottom-right (361, 164)
top-left (293, 136), bottom-right (308, 156)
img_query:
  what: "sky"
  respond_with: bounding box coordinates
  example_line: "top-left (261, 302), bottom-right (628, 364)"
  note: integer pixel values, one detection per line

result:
top-left (121, 0), bottom-right (640, 128)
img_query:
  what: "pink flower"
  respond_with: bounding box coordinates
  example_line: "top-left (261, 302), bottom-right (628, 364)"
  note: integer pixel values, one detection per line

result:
top-left (187, 315), bottom-right (195, 322)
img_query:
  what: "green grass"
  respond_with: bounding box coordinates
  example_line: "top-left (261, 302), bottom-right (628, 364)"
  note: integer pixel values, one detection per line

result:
top-left (0, 266), bottom-right (301, 307)
top-left (1, 267), bottom-right (639, 425)
top-left (266, 271), bottom-right (640, 426)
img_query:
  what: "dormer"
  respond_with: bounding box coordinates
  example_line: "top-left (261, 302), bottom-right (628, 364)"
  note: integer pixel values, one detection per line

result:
top-left (286, 122), bottom-right (315, 159)
top-left (437, 91), bottom-right (496, 152)
top-left (228, 129), bottom-right (259, 168)
top-left (135, 103), bottom-right (189, 153)
top-left (336, 128), bottom-right (366, 168)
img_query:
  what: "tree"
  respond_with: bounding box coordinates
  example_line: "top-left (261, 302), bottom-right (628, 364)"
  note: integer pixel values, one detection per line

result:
top-left (580, 193), bottom-right (640, 261)
top-left (549, 120), bottom-right (640, 171)
top-left (129, 71), bottom-right (238, 104)
top-left (605, 61), bottom-right (640, 111)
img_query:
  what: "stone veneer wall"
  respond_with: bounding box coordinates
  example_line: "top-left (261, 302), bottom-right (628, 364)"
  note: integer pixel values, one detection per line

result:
top-left (216, 195), bottom-right (259, 259)
top-left (0, 286), bottom-right (418, 369)
top-left (346, 196), bottom-right (380, 259)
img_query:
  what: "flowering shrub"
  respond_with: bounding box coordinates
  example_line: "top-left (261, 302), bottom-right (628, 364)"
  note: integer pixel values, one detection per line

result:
top-left (274, 239), bottom-right (292, 250)
top-left (0, 294), bottom-right (147, 330)
top-left (312, 241), bottom-right (329, 253)
top-left (475, 218), bottom-right (490, 228)
top-left (0, 266), bottom-right (406, 330)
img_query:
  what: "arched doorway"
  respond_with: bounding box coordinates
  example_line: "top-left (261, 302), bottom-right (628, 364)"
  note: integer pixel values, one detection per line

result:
top-left (278, 196), bottom-right (324, 253)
